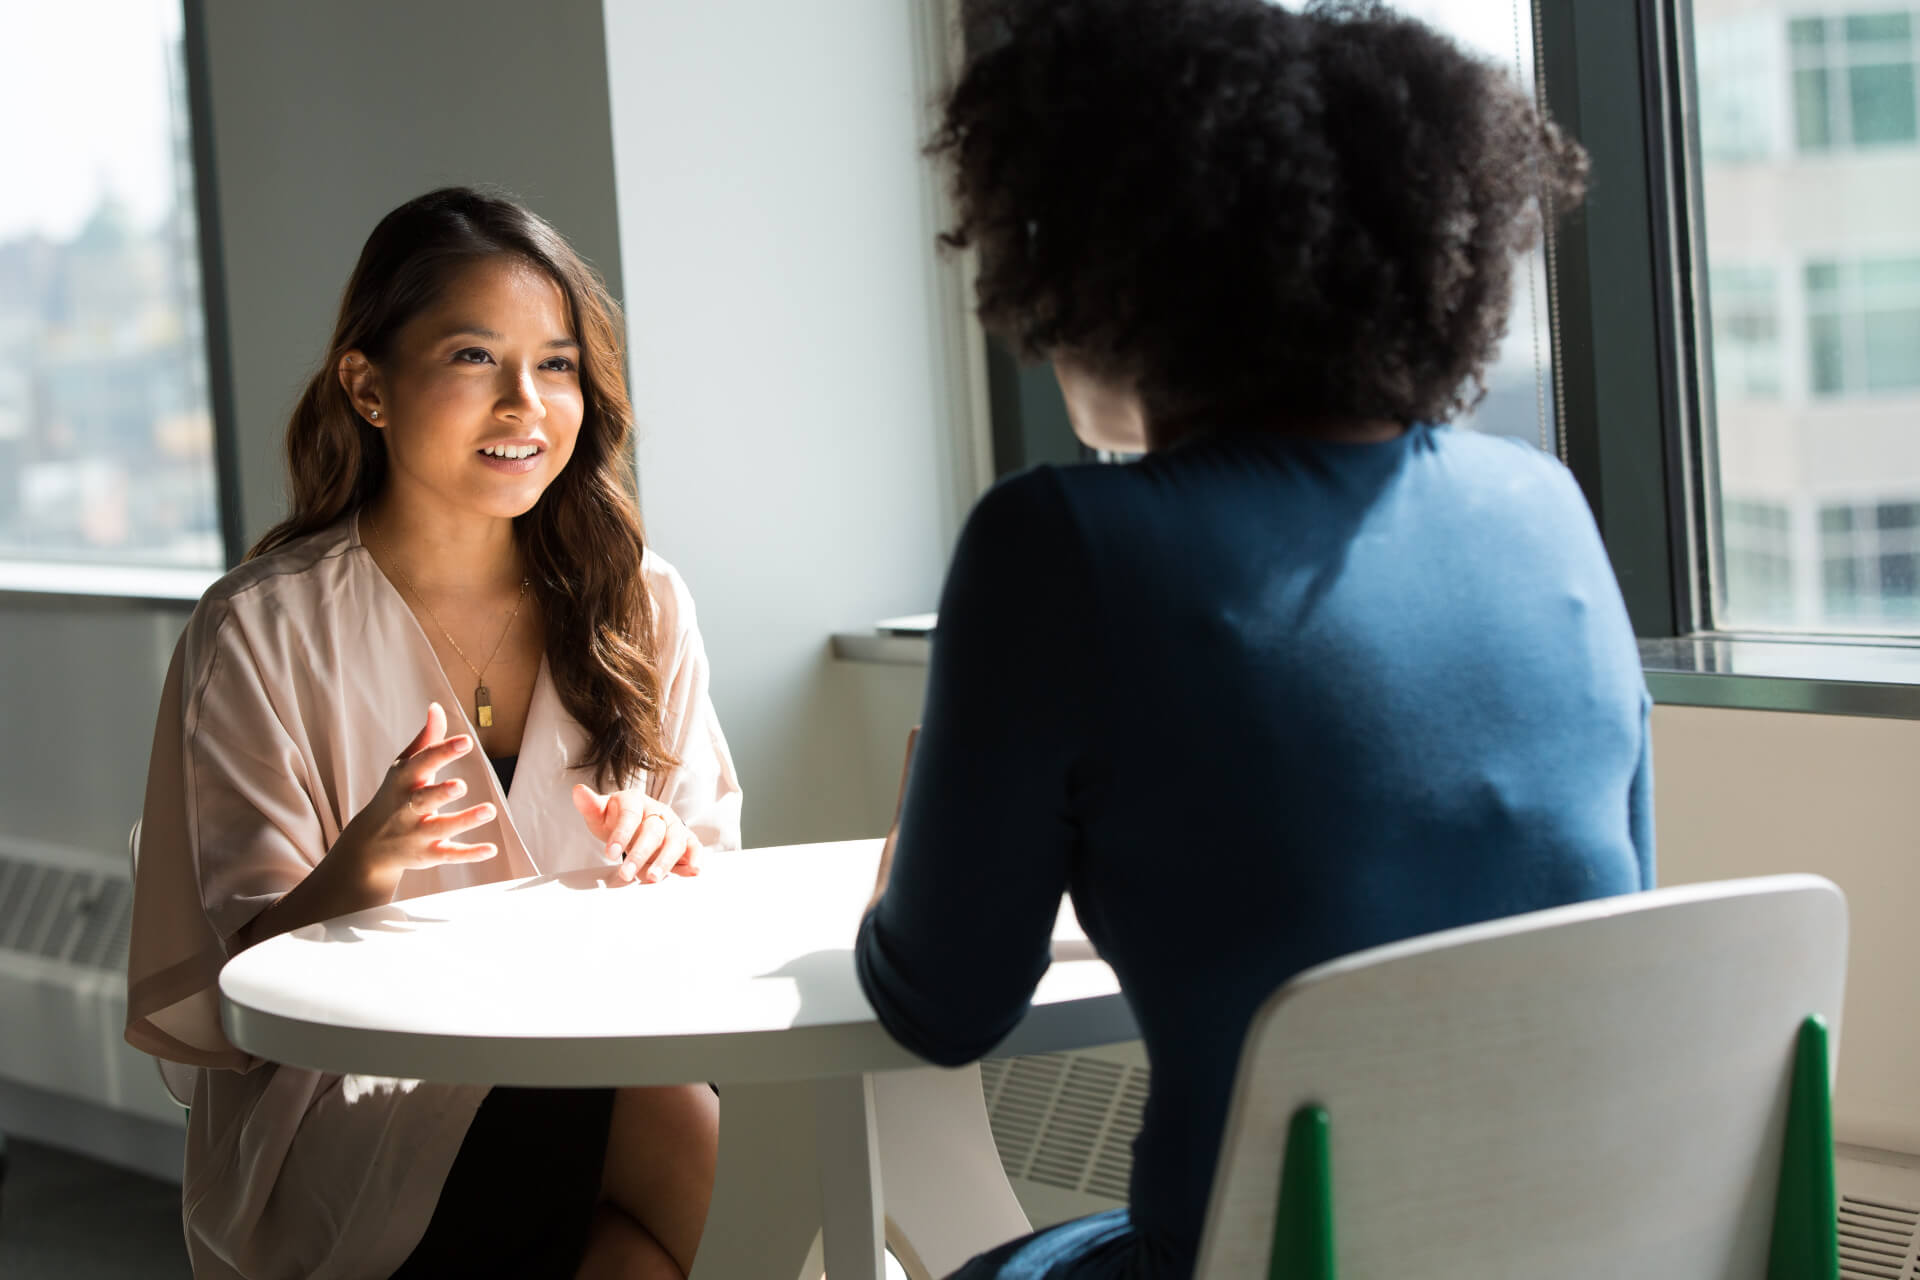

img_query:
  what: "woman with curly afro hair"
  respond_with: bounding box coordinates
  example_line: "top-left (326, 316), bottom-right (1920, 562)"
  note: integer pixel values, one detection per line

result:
top-left (854, 2), bottom-right (1651, 1276)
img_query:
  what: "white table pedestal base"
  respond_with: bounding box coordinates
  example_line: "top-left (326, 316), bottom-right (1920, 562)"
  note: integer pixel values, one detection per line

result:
top-left (689, 1064), bottom-right (1034, 1280)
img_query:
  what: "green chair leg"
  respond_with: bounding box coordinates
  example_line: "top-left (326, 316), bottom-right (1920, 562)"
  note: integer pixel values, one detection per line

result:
top-left (1270, 1105), bottom-right (1335, 1280)
top-left (1767, 1015), bottom-right (1839, 1280)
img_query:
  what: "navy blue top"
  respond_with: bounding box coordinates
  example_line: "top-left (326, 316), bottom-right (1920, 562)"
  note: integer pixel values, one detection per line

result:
top-left (855, 425), bottom-right (1653, 1279)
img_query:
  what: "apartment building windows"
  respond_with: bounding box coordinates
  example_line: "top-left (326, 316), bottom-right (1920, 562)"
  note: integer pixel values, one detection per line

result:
top-left (1791, 11), bottom-right (1919, 150)
top-left (1710, 266), bottom-right (1784, 399)
top-left (1805, 257), bottom-right (1920, 395)
top-left (1722, 498), bottom-right (1796, 621)
top-left (1821, 498), bottom-right (1920, 621)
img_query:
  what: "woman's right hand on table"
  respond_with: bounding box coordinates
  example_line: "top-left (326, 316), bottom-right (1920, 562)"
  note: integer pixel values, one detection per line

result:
top-left (330, 702), bottom-right (499, 887)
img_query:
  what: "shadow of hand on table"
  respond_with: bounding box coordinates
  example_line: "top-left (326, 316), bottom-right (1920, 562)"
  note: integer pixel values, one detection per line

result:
top-left (505, 864), bottom-right (658, 892)
top-left (311, 904), bottom-right (449, 942)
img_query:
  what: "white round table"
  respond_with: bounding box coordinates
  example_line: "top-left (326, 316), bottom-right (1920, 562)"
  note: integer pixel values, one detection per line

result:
top-left (219, 839), bottom-right (1137, 1280)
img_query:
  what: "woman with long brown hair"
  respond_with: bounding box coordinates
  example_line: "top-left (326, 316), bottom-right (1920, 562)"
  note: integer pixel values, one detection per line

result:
top-left (126, 187), bottom-right (739, 1279)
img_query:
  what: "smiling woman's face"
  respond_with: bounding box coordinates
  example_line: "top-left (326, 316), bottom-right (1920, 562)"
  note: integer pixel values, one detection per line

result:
top-left (341, 254), bottom-right (584, 523)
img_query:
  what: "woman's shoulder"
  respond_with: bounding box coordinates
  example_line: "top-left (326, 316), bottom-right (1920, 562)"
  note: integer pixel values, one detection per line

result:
top-left (1424, 424), bottom-right (1581, 489)
top-left (639, 547), bottom-right (702, 646)
top-left (179, 521), bottom-right (361, 658)
top-left (199, 521), bottom-right (359, 612)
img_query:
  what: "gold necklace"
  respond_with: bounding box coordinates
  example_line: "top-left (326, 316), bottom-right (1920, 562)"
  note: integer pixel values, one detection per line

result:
top-left (364, 512), bottom-right (529, 729)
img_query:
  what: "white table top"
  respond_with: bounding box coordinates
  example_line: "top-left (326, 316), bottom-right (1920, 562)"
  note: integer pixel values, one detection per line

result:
top-left (220, 839), bottom-right (1135, 1086)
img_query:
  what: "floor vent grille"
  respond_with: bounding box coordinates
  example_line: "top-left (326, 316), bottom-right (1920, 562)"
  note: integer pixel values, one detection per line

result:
top-left (1841, 1194), bottom-right (1920, 1280)
top-left (0, 852), bottom-right (131, 972)
top-left (980, 1053), bottom-right (1149, 1199)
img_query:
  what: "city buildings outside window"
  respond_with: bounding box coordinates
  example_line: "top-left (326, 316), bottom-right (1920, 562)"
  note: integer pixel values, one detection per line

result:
top-left (1711, 265), bottom-right (1785, 399)
top-left (1695, 3), bottom-right (1920, 632)
top-left (1723, 498), bottom-right (1797, 621)
top-left (1820, 498), bottom-right (1920, 621)
top-left (1790, 11), bottom-right (1919, 151)
top-left (1805, 257), bottom-right (1920, 395)
top-left (0, 0), bottom-right (222, 579)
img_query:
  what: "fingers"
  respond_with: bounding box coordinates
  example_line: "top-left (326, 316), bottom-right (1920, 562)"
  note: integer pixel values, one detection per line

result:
top-left (630, 813), bottom-right (676, 882)
top-left (426, 838), bottom-right (498, 864)
top-left (662, 826), bottom-right (701, 879)
top-left (401, 733), bottom-right (474, 785)
top-left (397, 701), bottom-right (446, 761)
top-left (571, 783), bottom-right (608, 834)
top-left (605, 794), bottom-right (646, 863)
top-left (421, 800), bottom-right (497, 839)
top-left (407, 777), bottom-right (467, 815)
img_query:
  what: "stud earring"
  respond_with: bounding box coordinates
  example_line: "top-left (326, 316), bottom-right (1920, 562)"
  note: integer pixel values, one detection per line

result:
top-left (369, 410), bottom-right (380, 420)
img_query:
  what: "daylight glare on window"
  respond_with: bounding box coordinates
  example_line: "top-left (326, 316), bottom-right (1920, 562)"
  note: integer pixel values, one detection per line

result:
top-left (0, 0), bottom-right (220, 572)
top-left (1695, 1), bottom-right (1920, 632)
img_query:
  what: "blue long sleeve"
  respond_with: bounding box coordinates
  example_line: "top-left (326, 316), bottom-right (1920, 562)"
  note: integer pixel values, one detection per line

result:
top-left (856, 469), bottom-right (1095, 1066)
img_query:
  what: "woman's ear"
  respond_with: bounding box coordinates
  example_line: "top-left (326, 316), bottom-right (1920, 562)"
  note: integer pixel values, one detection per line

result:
top-left (337, 351), bottom-right (385, 427)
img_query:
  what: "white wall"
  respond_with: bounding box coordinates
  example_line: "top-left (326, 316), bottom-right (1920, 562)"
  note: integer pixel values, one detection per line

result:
top-left (197, 0), bottom-right (626, 549)
top-left (1652, 704), bottom-right (1920, 1158)
top-left (604, 2), bottom-right (983, 846)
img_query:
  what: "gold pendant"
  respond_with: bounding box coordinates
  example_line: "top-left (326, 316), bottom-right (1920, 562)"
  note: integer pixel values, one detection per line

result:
top-left (475, 684), bottom-right (493, 729)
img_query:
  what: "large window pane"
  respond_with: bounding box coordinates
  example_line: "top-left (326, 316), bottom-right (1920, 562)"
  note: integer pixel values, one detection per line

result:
top-left (0, 0), bottom-right (221, 572)
top-left (1695, 2), bottom-right (1920, 633)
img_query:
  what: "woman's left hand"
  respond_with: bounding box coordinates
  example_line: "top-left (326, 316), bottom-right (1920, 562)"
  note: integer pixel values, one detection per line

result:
top-left (571, 785), bottom-right (700, 884)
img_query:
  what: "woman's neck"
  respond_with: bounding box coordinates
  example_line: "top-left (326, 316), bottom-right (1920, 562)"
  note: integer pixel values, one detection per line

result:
top-left (360, 492), bottom-right (524, 596)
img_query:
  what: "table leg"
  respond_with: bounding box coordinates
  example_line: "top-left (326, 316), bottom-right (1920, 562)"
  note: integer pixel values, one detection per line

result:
top-left (687, 1080), bottom-right (824, 1280)
top-left (874, 1065), bottom-right (1033, 1280)
top-left (814, 1073), bottom-right (887, 1280)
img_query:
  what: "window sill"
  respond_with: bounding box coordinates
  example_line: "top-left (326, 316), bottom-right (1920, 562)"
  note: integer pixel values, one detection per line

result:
top-left (830, 615), bottom-right (934, 667)
top-left (0, 559), bottom-right (220, 607)
top-left (1641, 635), bottom-right (1920, 719)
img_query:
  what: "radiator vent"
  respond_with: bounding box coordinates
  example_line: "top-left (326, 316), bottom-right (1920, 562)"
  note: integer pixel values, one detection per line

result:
top-left (980, 1052), bottom-right (1149, 1198)
top-left (1841, 1194), bottom-right (1919, 1280)
top-left (0, 852), bottom-right (131, 972)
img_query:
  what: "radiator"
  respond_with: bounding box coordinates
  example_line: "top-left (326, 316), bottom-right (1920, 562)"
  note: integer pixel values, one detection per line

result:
top-left (0, 835), bottom-right (184, 1129)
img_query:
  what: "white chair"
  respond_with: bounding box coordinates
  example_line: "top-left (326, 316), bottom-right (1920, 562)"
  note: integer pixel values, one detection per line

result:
top-left (1193, 874), bottom-right (1847, 1280)
top-left (128, 820), bottom-right (196, 1110)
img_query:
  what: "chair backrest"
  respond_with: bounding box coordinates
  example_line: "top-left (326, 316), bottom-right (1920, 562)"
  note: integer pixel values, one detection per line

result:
top-left (1192, 875), bottom-right (1848, 1280)
top-left (128, 820), bottom-right (195, 1110)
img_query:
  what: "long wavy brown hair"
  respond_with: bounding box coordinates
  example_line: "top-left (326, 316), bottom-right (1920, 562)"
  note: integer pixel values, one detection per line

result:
top-left (250, 186), bottom-right (676, 788)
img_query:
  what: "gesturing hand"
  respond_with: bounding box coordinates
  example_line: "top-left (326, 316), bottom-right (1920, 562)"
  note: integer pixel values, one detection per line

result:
top-left (333, 702), bottom-right (499, 889)
top-left (571, 785), bottom-right (699, 884)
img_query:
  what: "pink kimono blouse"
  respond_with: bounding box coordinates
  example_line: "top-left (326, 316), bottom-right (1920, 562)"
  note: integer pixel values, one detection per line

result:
top-left (125, 517), bottom-right (742, 1279)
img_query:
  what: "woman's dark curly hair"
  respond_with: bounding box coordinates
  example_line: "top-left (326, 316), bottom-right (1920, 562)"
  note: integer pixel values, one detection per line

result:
top-left (933, 0), bottom-right (1589, 431)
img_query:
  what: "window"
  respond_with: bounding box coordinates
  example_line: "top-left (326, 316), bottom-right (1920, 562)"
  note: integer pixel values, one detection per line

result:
top-left (1722, 497), bottom-right (1797, 621)
top-left (0, 1), bottom-right (224, 582)
top-left (1820, 498), bottom-right (1920, 621)
top-left (1790, 11), bottom-right (1919, 151)
top-left (1690, 2), bottom-right (1920, 634)
top-left (1698, 14), bottom-right (1789, 163)
top-left (1710, 265), bottom-right (1784, 399)
top-left (1805, 257), bottom-right (1920, 394)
